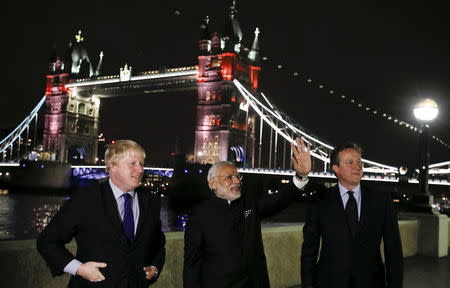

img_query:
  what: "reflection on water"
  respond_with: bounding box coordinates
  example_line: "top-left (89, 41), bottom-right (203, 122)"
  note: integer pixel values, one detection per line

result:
top-left (0, 189), bottom-right (307, 241)
top-left (0, 192), bottom-right (65, 240)
top-left (0, 191), bottom-right (183, 241)
top-left (32, 200), bottom-right (63, 236)
top-left (0, 192), bottom-right (15, 239)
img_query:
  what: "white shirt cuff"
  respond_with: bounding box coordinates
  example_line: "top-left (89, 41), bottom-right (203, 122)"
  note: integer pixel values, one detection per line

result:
top-left (63, 259), bottom-right (82, 276)
top-left (292, 175), bottom-right (309, 190)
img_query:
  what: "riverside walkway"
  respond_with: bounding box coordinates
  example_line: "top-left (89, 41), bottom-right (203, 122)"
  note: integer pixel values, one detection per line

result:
top-left (289, 249), bottom-right (450, 288)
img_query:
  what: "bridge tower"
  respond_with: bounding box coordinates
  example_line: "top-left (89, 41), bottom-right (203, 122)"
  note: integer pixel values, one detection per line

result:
top-left (42, 53), bottom-right (69, 161)
top-left (43, 31), bottom-right (101, 164)
top-left (194, 2), bottom-right (261, 167)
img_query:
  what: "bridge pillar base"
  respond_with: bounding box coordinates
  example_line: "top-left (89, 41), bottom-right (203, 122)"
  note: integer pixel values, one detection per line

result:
top-left (399, 211), bottom-right (449, 258)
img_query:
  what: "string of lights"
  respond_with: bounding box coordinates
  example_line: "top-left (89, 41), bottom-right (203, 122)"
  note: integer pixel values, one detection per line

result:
top-left (167, 5), bottom-right (448, 149)
top-left (262, 61), bottom-right (449, 149)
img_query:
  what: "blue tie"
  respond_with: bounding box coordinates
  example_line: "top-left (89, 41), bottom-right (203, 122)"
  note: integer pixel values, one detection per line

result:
top-left (345, 191), bottom-right (359, 237)
top-left (122, 193), bottom-right (134, 242)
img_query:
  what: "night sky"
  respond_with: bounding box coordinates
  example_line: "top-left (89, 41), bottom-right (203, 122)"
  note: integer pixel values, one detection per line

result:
top-left (1, 1), bottom-right (449, 168)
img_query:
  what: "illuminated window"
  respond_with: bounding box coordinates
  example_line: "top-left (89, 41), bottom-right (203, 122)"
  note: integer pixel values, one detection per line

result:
top-left (51, 102), bottom-right (61, 112)
top-left (212, 59), bottom-right (221, 67)
top-left (78, 103), bottom-right (86, 114)
top-left (213, 136), bottom-right (219, 155)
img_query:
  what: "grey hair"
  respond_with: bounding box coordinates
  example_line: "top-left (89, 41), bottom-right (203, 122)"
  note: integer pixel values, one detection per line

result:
top-left (207, 161), bottom-right (234, 182)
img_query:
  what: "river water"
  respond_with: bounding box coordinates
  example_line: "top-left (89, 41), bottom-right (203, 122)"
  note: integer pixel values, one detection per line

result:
top-left (0, 189), bottom-right (307, 241)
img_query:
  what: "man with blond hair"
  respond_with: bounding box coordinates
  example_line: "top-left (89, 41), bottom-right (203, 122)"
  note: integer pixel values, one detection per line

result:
top-left (37, 140), bottom-right (166, 288)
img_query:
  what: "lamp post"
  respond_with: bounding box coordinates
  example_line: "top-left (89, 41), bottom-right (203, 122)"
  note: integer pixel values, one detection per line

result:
top-left (413, 98), bottom-right (439, 196)
top-left (409, 99), bottom-right (448, 259)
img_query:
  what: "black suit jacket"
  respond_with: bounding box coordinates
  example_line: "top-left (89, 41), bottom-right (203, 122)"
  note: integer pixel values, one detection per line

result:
top-left (301, 184), bottom-right (403, 288)
top-left (37, 180), bottom-right (166, 288)
top-left (183, 181), bottom-right (300, 288)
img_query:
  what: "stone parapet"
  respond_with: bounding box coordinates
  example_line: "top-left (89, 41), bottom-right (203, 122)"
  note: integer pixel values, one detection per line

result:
top-left (0, 220), bottom-right (420, 288)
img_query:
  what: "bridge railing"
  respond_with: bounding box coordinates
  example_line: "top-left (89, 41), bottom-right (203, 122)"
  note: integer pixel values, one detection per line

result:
top-left (0, 96), bottom-right (46, 162)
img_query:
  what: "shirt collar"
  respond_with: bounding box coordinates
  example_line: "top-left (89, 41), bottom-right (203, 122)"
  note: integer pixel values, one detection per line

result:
top-left (109, 179), bottom-right (135, 200)
top-left (338, 182), bottom-right (361, 197)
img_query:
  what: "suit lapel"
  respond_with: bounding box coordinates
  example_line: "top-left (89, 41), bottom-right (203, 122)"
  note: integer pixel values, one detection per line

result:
top-left (330, 185), bottom-right (352, 233)
top-left (101, 181), bottom-right (129, 247)
top-left (331, 185), bottom-right (345, 211)
top-left (357, 185), bottom-right (370, 238)
top-left (134, 189), bottom-right (149, 240)
top-left (330, 184), bottom-right (360, 238)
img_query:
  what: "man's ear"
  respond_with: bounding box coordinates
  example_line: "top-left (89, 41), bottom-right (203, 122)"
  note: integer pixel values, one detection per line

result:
top-left (208, 178), bottom-right (217, 190)
top-left (332, 164), bottom-right (339, 176)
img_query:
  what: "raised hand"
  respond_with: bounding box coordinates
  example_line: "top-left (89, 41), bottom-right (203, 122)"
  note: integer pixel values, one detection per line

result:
top-left (291, 137), bottom-right (312, 176)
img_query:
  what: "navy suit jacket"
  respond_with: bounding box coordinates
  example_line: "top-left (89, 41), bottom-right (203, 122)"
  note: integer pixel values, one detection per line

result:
top-left (37, 180), bottom-right (166, 288)
top-left (301, 184), bottom-right (403, 288)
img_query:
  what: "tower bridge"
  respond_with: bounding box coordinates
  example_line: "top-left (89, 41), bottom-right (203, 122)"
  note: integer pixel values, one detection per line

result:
top-left (65, 66), bottom-right (199, 97)
top-left (0, 2), bottom-right (448, 187)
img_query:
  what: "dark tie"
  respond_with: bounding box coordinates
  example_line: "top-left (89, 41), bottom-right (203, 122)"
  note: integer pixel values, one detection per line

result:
top-left (122, 193), bottom-right (135, 242)
top-left (345, 191), bottom-right (359, 237)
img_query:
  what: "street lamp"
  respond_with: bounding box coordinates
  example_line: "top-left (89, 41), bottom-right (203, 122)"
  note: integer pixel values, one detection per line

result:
top-left (414, 99), bottom-right (439, 122)
top-left (413, 98), bottom-right (439, 195)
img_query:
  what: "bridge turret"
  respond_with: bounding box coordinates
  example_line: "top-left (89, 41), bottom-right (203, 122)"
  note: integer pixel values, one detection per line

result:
top-left (221, 0), bottom-right (243, 53)
top-left (43, 51), bottom-right (70, 160)
top-left (248, 27), bottom-right (260, 64)
top-left (199, 16), bottom-right (212, 55)
top-left (65, 30), bottom-right (94, 78)
top-left (48, 46), bottom-right (65, 73)
top-left (194, 0), bottom-right (258, 167)
top-left (94, 51), bottom-right (104, 76)
top-left (42, 31), bottom-right (101, 164)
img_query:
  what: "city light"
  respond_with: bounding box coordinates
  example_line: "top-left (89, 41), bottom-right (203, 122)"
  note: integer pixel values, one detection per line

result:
top-left (414, 99), bottom-right (439, 122)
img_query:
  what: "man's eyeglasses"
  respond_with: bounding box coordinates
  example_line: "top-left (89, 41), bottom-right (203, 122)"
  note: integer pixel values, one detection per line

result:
top-left (215, 174), bottom-right (243, 182)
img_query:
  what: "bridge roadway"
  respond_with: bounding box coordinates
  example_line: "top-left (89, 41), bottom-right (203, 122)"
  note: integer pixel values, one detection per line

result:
top-left (69, 165), bottom-right (450, 186)
top-left (1, 163), bottom-right (449, 187)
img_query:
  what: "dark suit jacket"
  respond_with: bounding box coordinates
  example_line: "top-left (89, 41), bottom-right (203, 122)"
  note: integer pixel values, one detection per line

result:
top-left (37, 180), bottom-right (166, 288)
top-left (183, 181), bottom-right (300, 288)
top-left (301, 184), bottom-right (403, 288)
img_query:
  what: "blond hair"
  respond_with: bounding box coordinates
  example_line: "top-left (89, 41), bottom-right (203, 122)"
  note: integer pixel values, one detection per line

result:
top-left (105, 140), bottom-right (146, 172)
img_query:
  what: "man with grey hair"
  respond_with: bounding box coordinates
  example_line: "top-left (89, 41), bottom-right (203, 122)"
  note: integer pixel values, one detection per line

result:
top-left (37, 140), bottom-right (165, 288)
top-left (184, 137), bottom-right (312, 288)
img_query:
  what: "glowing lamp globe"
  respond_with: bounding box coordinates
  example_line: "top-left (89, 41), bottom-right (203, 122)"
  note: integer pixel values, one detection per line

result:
top-left (413, 99), bottom-right (439, 122)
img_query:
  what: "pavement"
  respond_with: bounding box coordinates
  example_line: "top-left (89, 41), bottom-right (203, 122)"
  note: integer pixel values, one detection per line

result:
top-left (403, 249), bottom-right (449, 288)
top-left (288, 249), bottom-right (450, 288)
